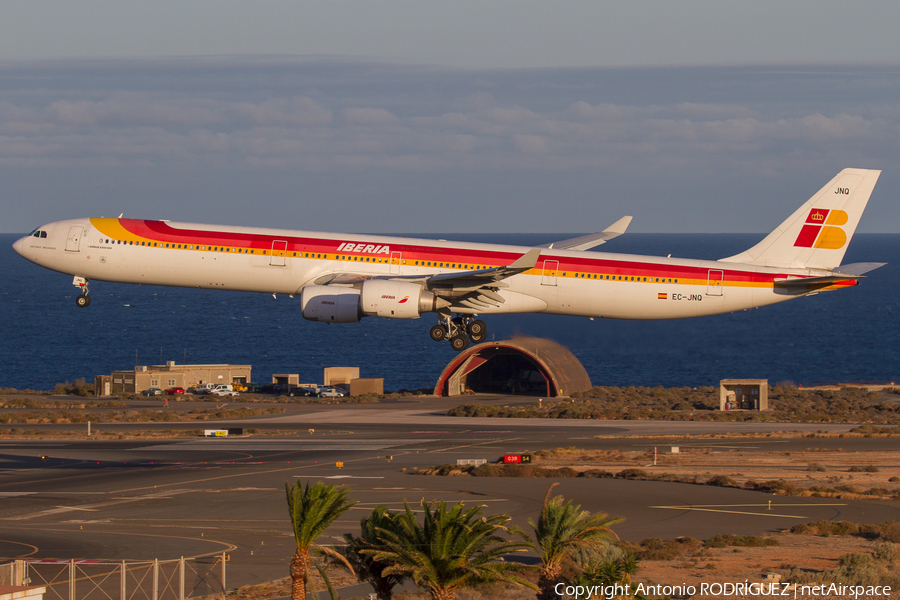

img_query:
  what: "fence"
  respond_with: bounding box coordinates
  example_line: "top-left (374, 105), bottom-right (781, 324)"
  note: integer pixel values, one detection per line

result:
top-left (1, 555), bottom-right (227, 600)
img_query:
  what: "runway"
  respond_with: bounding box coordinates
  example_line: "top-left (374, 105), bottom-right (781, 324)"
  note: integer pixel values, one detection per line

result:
top-left (0, 401), bottom-right (897, 590)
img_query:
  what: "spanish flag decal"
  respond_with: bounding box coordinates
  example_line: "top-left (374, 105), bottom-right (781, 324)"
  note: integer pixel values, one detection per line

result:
top-left (658, 293), bottom-right (667, 300)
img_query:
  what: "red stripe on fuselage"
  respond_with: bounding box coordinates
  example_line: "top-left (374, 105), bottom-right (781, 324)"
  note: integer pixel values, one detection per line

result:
top-left (116, 219), bottom-right (787, 286)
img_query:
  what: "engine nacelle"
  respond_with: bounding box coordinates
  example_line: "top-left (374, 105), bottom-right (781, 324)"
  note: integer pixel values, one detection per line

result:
top-left (300, 286), bottom-right (362, 323)
top-left (360, 280), bottom-right (436, 319)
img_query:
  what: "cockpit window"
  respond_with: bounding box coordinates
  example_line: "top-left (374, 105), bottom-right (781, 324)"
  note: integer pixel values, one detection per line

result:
top-left (31, 230), bottom-right (47, 238)
top-left (40, 231), bottom-right (47, 238)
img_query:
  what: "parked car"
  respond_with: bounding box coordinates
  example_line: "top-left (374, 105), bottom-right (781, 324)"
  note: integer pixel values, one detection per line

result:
top-left (211, 389), bottom-right (239, 397)
top-left (192, 388), bottom-right (213, 395)
top-left (165, 387), bottom-right (185, 395)
top-left (141, 388), bottom-right (163, 397)
top-left (288, 386), bottom-right (317, 397)
top-left (317, 387), bottom-right (346, 398)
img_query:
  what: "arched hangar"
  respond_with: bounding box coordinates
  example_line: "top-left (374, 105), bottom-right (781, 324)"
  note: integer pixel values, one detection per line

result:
top-left (434, 337), bottom-right (592, 397)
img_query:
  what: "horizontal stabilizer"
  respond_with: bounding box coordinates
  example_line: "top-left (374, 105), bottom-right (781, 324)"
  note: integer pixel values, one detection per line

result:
top-left (833, 262), bottom-right (886, 276)
top-left (539, 216), bottom-right (633, 251)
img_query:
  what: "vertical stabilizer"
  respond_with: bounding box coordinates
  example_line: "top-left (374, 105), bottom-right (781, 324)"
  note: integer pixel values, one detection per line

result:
top-left (720, 168), bottom-right (880, 270)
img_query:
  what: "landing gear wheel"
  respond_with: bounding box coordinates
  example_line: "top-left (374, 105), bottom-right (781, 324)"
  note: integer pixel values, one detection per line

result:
top-left (450, 334), bottom-right (470, 352)
top-left (430, 324), bottom-right (448, 342)
top-left (75, 294), bottom-right (91, 308)
top-left (467, 319), bottom-right (487, 343)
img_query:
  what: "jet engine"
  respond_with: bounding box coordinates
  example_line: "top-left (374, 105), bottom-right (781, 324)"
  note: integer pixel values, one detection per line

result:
top-left (359, 280), bottom-right (441, 319)
top-left (300, 286), bottom-right (362, 323)
top-left (301, 281), bottom-right (445, 323)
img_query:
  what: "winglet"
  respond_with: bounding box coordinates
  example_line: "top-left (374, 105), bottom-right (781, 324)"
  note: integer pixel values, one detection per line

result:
top-left (603, 215), bottom-right (633, 237)
top-left (508, 248), bottom-right (542, 270)
top-left (538, 216), bottom-right (633, 251)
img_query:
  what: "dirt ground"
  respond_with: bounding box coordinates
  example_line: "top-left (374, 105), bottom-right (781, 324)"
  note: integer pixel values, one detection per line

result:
top-left (634, 531), bottom-right (876, 592)
top-left (226, 532), bottom-right (883, 600)
top-left (534, 441), bottom-right (900, 499)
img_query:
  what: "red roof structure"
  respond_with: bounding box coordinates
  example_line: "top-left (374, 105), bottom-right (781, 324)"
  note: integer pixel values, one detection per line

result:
top-left (434, 336), bottom-right (592, 397)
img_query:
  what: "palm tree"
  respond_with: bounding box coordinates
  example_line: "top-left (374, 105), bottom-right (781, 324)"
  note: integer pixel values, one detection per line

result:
top-left (285, 480), bottom-right (357, 600)
top-left (528, 483), bottom-right (623, 600)
top-left (574, 549), bottom-right (640, 588)
top-left (365, 499), bottom-right (535, 600)
top-left (343, 506), bottom-right (406, 600)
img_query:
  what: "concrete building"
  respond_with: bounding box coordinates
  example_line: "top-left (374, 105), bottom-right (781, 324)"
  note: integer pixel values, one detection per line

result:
top-left (100, 362), bottom-right (251, 395)
top-left (324, 367), bottom-right (360, 388)
top-left (349, 378), bottom-right (384, 396)
top-left (720, 379), bottom-right (768, 411)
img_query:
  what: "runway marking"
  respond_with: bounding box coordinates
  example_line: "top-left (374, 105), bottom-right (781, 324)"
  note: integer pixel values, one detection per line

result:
top-left (430, 437), bottom-right (525, 453)
top-left (650, 503), bottom-right (847, 519)
top-left (0, 525), bottom-right (237, 560)
top-left (55, 506), bottom-right (98, 511)
top-left (0, 539), bottom-right (40, 559)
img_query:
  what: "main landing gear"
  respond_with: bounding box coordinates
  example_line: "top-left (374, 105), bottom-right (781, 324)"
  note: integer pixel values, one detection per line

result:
top-left (429, 315), bottom-right (487, 351)
top-left (73, 276), bottom-right (91, 307)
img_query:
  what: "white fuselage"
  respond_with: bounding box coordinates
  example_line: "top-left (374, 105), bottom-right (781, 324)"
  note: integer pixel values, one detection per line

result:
top-left (13, 216), bottom-right (853, 321)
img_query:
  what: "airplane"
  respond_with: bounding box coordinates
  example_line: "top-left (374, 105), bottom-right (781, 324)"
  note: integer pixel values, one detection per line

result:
top-left (13, 168), bottom-right (884, 351)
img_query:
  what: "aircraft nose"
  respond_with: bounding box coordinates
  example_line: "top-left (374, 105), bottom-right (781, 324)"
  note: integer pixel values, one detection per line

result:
top-left (12, 236), bottom-right (25, 256)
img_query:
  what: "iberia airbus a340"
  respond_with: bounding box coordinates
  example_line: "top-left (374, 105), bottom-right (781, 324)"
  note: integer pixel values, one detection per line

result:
top-left (14, 169), bottom-right (884, 351)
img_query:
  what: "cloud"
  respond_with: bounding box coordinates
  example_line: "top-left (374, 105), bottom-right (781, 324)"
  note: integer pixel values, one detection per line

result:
top-left (343, 107), bottom-right (398, 125)
top-left (1, 58), bottom-right (899, 233)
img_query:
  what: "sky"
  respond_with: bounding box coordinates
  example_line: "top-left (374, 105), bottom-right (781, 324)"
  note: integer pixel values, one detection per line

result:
top-left (1, 1), bottom-right (899, 234)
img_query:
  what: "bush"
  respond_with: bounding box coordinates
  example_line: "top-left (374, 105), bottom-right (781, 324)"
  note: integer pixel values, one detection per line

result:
top-left (706, 475), bottom-right (737, 487)
top-left (850, 465), bottom-right (880, 472)
top-left (616, 468), bottom-right (649, 479)
top-left (581, 469), bottom-right (614, 478)
top-left (706, 534), bottom-right (778, 548)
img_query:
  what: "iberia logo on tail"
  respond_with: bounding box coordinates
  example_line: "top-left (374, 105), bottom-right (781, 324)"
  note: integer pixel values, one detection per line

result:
top-left (793, 208), bottom-right (849, 249)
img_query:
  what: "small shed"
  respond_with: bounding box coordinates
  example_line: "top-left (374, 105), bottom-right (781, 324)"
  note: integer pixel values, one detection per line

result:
top-left (272, 374), bottom-right (300, 386)
top-left (720, 379), bottom-right (768, 411)
top-left (350, 378), bottom-right (384, 396)
top-left (324, 367), bottom-right (360, 387)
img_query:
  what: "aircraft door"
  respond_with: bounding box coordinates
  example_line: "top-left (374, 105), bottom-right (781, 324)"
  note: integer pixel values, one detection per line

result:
top-left (707, 269), bottom-right (724, 296)
top-left (541, 260), bottom-right (559, 286)
top-left (270, 240), bottom-right (288, 266)
top-left (390, 251), bottom-right (402, 275)
top-left (65, 226), bottom-right (83, 252)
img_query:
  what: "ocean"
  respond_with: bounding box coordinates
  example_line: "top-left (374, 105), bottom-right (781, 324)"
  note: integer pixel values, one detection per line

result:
top-left (2, 232), bottom-right (897, 392)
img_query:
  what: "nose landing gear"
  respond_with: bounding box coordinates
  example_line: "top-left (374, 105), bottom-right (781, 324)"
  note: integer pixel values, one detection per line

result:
top-left (73, 276), bottom-right (91, 307)
top-left (430, 315), bottom-right (488, 351)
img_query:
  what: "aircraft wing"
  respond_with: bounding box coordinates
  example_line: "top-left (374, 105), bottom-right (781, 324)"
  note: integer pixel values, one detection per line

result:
top-left (538, 216), bottom-right (632, 251)
top-left (311, 248), bottom-right (542, 311)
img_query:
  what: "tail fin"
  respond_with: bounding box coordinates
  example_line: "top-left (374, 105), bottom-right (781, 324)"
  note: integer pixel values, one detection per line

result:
top-left (720, 168), bottom-right (881, 270)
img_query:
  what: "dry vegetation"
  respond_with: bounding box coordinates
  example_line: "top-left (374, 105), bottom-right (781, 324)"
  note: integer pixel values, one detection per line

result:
top-left (448, 384), bottom-right (900, 423)
top-left (217, 524), bottom-right (900, 600)
top-left (0, 402), bottom-right (285, 425)
top-left (416, 441), bottom-right (900, 501)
